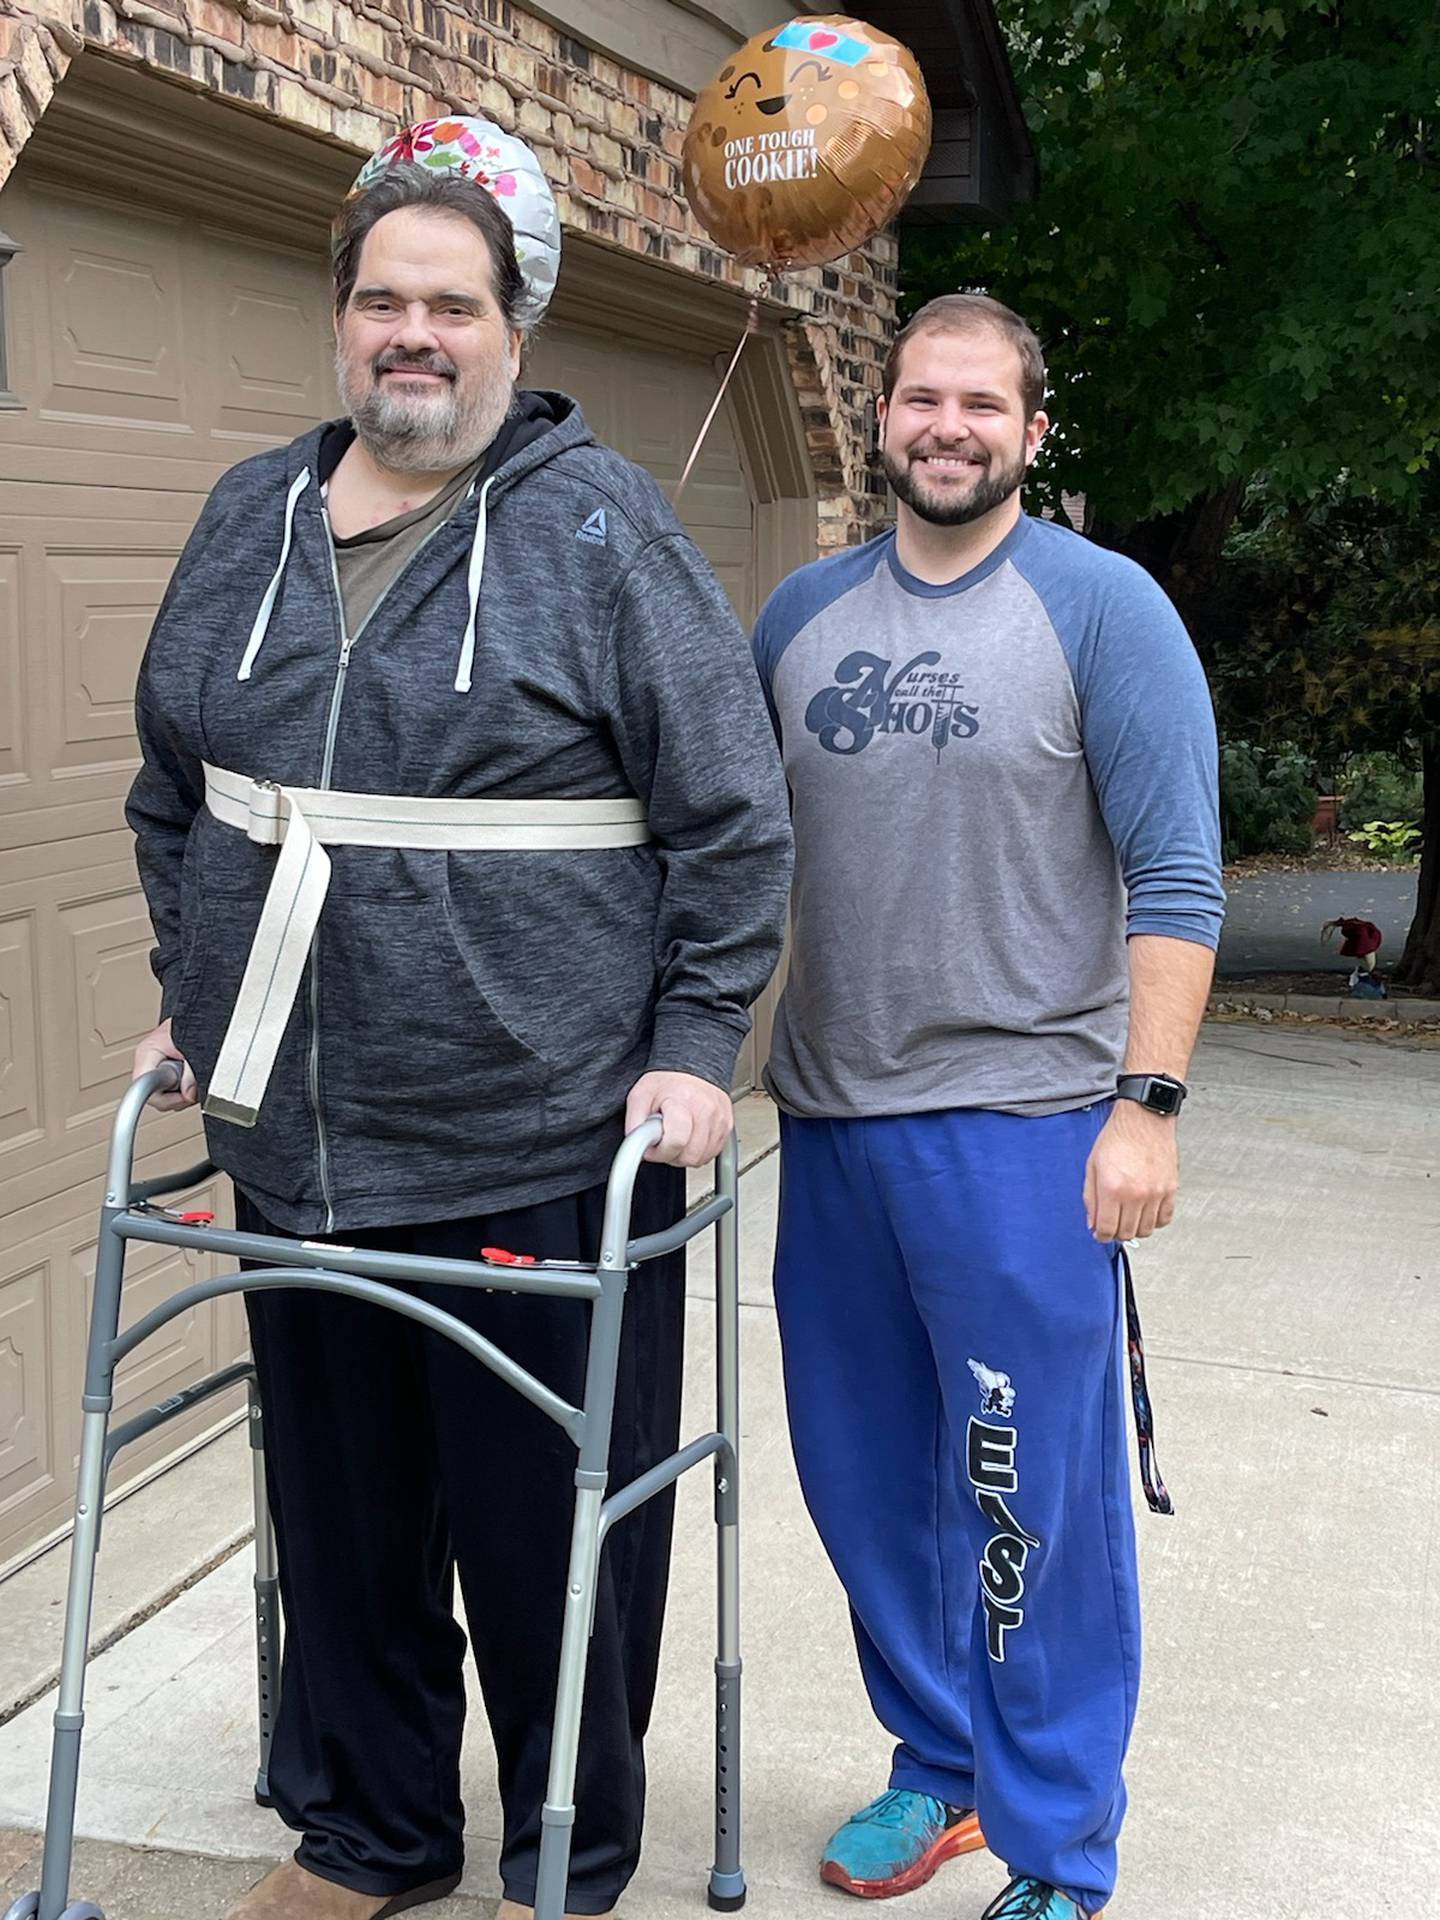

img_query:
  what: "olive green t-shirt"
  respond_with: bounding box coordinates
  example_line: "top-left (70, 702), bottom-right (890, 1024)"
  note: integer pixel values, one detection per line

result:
top-left (328, 458), bottom-right (481, 637)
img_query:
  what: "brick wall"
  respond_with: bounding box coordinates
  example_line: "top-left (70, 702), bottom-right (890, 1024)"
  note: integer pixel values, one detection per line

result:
top-left (0, 0), bottom-right (897, 549)
top-left (0, 8), bottom-right (78, 163)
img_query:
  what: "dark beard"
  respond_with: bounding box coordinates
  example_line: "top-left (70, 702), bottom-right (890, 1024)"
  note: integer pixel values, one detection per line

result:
top-left (882, 443), bottom-right (1028, 527)
top-left (336, 343), bottom-right (515, 475)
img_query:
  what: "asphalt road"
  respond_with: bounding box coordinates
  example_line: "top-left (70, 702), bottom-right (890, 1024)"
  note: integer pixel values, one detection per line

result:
top-left (1217, 867), bottom-right (1418, 974)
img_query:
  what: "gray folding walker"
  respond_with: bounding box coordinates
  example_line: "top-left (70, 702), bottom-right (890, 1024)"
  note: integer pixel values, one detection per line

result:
top-left (5, 1062), bottom-right (746, 1920)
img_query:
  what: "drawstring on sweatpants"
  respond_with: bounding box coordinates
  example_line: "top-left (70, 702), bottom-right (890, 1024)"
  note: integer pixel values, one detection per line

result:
top-left (1120, 1248), bottom-right (1173, 1515)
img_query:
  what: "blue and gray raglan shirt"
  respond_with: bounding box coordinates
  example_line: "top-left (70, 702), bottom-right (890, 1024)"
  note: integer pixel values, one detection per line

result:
top-left (753, 514), bottom-right (1225, 1119)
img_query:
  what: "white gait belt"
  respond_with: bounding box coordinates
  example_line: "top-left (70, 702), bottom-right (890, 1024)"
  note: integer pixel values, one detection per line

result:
top-left (200, 762), bottom-right (651, 1127)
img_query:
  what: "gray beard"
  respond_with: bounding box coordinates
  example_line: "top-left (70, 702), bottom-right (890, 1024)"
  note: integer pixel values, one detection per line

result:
top-left (336, 347), bottom-right (515, 474)
top-left (883, 444), bottom-right (1028, 527)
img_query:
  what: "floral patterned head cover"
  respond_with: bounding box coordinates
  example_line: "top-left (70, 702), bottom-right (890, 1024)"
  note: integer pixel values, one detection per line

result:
top-left (351, 117), bottom-right (560, 324)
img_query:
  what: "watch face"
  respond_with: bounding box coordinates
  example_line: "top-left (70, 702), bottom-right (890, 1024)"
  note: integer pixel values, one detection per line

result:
top-left (1148, 1080), bottom-right (1183, 1115)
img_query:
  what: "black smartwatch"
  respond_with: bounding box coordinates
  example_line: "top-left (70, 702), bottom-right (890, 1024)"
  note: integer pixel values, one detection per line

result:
top-left (1115, 1072), bottom-right (1188, 1116)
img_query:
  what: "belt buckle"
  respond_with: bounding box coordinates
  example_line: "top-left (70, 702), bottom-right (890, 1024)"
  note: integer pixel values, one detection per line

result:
top-left (245, 778), bottom-right (285, 847)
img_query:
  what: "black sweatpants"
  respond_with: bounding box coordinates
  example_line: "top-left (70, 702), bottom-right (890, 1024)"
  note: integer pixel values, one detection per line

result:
top-left (236, 1165), bottom-right (686, 1915)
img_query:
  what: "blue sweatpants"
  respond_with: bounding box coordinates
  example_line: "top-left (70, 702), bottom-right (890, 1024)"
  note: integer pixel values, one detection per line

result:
top-left (774, 1107), bottom-right (1141, 1914)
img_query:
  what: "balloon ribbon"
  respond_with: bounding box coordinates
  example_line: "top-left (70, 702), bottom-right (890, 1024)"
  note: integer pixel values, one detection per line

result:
top-left (673, 290), bottom-right (763, 505)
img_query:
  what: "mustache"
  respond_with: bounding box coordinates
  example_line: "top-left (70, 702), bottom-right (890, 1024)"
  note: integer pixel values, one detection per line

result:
top-left (373, 348), bottom-right (458, 381)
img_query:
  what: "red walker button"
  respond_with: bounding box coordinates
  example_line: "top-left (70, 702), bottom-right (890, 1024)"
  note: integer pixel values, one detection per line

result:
top-left (481, 1246), bottom-right (537, 1267)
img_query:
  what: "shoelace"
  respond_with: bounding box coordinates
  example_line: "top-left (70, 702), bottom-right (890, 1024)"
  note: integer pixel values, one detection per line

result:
top-left (987, 1877), bottom-right (1068, 1920)
top-left (863, 1789), bottom-right (944, 1830)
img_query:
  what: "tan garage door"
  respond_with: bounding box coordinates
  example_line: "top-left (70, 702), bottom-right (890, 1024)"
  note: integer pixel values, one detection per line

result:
top-left (0, 169), bottom-right (761, 1571)
top-left (0, 172), bottom-right (341, 1572)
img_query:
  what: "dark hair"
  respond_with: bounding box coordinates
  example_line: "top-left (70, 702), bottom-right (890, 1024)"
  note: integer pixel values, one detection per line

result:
top-left (331, 163), bottom-right (527, 330)
top-left (882, 294), bottom-right (1047, 419)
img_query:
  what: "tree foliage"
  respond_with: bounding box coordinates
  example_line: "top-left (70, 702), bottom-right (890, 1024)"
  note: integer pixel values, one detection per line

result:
top-left (904, 0), bottom-right (1439, 536)
top-left (1202, 478), bottom-right (1440, 763)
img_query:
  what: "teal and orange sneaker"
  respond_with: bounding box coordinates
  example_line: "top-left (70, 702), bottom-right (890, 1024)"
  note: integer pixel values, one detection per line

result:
top-left (819, 1788), bottom-right (985, 1898)
top-left (980, 1875), bottom-right (1106, 1919)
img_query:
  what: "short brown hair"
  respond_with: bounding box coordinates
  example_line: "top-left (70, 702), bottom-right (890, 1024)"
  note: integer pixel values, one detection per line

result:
top-left (882, 294), bottom-right (1046, 418)
top-left (331, 164), bottom-right (527, 329)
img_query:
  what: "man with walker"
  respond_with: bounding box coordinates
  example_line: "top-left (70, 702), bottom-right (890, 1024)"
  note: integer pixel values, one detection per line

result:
top-left (126, 122), bottom-right (791, 1920)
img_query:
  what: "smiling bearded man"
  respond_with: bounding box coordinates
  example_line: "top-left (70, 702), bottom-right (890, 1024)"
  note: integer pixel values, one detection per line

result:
top-left (125, 127), bottom-right (790, 1920)
top-left (751, 295), bottom-right (1225, 1920)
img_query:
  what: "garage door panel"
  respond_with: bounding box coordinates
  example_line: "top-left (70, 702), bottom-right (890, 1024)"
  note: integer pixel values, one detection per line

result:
top-left (0, 547), bottom-right (24, 790)
top-left (45, 548), bottom-right (176, 776)
top-left (204, 235), bottom-right (337, 446)
top-left (1, 187), bottom-right (357, 461)
top-left (0, 857), bottom-right (177, 1213)
top-left (59, 883), bottom-right (159, 1123)
top-left (0, 499), bottom-right (197, 829)
top-left (0, 910), bottom-right (43, 1159)
top-left (41, 202), bottom-right (189, 432)
top-left (527, 333), bottom-right (616, 442)
top-left (626, 370), bottom-right (692, 472)
top-left (0, 1243), bottom-right (59, 1541)
top-left (672, 448), bottom-right (754, 531)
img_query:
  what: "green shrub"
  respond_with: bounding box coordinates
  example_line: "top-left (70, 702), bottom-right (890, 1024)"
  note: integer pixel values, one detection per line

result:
top-left (1338, 753), bottom-right (1423, 830)
top-left (1219, 741), bottom-right (1316, 860)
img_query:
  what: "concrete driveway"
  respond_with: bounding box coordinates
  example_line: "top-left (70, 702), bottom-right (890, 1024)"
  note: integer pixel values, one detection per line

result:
top-left (2, 1023), bottom-right (1438, 1920)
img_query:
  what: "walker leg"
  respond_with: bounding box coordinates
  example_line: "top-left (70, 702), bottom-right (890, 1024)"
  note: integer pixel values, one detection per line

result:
top-left (708, 1137), bottom-right (745, 1912)
top-left (534, 1263), bottom-right (627, 1920)
top-left (36, 1212), bottom-right (127, 1920)
top-left (248, 1381), bottom-right (282, 1809)
top-left (533, 1481), bottom-right (606, 1920)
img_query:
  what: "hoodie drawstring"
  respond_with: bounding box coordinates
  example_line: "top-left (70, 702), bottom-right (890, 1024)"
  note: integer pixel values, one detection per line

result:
top-left (237, 467), bottom-right (312, 682)
top-left (454, 471), bottom-right (498, 694)
top-left (234, 462), bottom-right (498, 693)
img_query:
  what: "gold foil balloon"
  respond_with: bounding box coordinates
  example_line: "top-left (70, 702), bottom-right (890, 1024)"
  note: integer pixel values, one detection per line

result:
top-left (682, 16), bottom-right (932, 274)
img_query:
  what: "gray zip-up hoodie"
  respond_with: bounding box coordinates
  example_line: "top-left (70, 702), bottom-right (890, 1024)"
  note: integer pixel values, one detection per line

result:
top-left (126, 393), bottom-right (793, 1234)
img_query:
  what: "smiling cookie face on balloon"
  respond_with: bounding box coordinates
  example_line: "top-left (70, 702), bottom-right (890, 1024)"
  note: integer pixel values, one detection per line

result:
top-left (718, 20), bottom-right (884, 133)
top-left (683, 15), bottom-right (931, 271)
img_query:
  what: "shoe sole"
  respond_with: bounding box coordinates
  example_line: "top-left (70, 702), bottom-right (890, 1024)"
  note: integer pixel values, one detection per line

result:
top-left (819, 1811), bottom-right (986, 1899)
top-left (374, 1873), bottom-right (464, 1917)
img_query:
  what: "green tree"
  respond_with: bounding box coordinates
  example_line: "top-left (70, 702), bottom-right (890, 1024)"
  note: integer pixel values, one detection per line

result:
top-left (901, 0), bottom-right (1439, 977)
top-left (905, 0), bottom-right (1437, 556)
